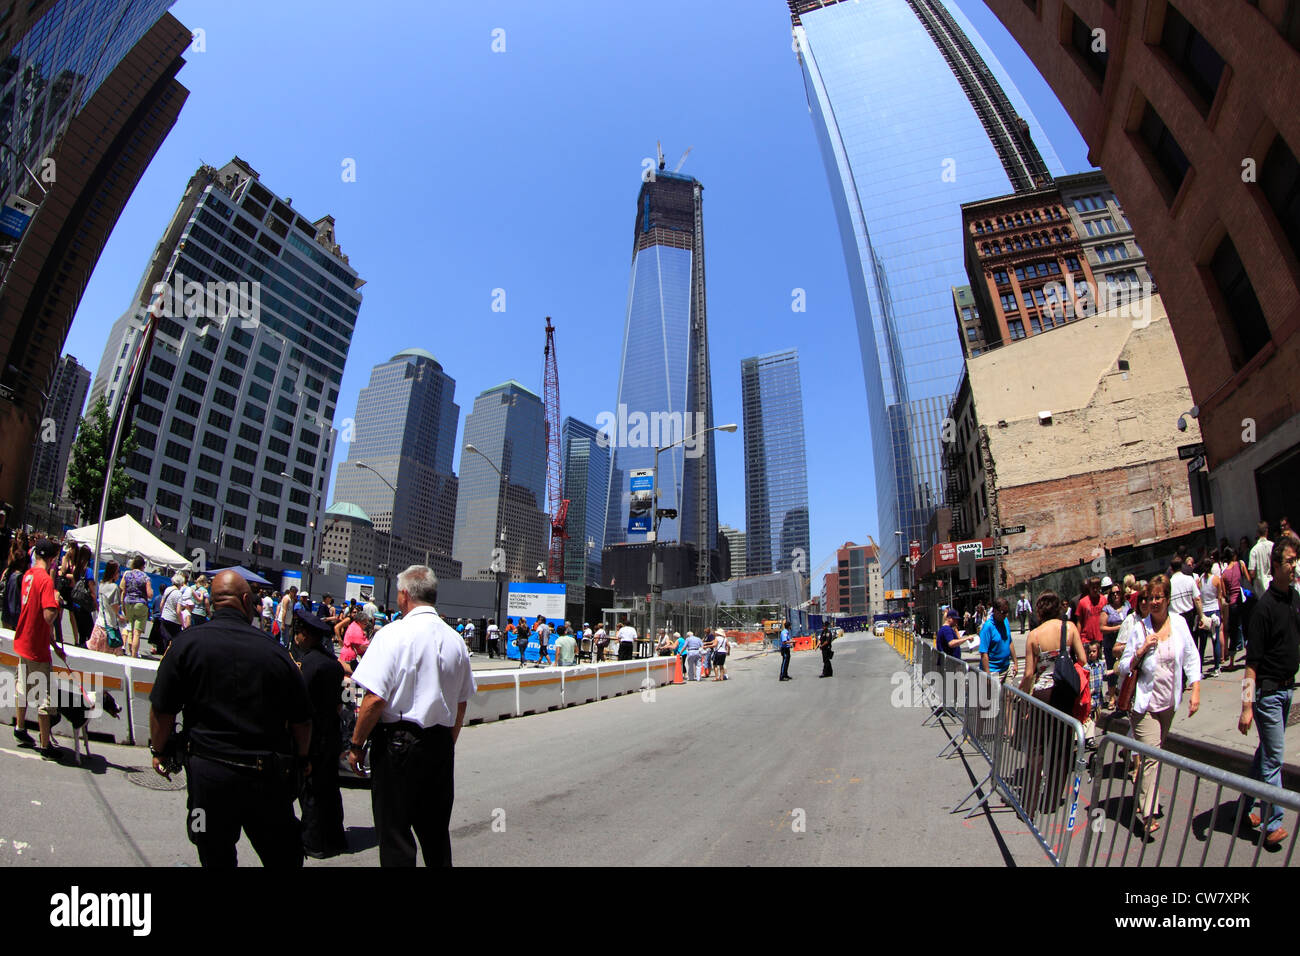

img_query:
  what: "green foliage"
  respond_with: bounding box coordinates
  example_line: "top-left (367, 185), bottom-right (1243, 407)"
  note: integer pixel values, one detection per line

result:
top-left (65, 397), bottom-right (138, 524)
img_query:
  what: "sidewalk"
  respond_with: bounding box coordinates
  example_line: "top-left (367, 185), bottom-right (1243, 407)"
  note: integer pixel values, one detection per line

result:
top-left (955, 631), bottom-right (1300, 790)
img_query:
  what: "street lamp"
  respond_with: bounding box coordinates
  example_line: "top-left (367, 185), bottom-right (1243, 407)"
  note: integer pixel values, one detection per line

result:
top-left (464, 443), bottom-right (508, 630)
top-left (354, 461), bottom-right (397, 609)
top-left (648, 423), bottom-right (738, 654)
top-left (281, 472), bottom-right (321, 597)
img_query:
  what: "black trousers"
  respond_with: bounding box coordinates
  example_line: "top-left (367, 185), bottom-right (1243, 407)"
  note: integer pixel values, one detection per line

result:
top-left (820, 645), bottom-right (833, 677)
top-left (779, 647), bottom-right (791, 679)
top-left (371, 723), bottom-right (454, 867)
top-left (618, 642), bottom-right (633, 661)
top-left (299, 752), bottom-right (346, 855)
top-left (185, 754), bottom-right (302, 868)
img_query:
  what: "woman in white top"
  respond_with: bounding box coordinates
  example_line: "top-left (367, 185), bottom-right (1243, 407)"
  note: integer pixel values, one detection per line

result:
top-left (178, 574), bottom-right (195, 629)
top-left (711, 630), bottom-right (729, 681)
top-left (1196, 555), bottom-right (1226, 677)
top-left (97, 560), bottom-right (124, 654)
top-left (1117, 574), bottom-right (1201, 834)
top-left (159, 573), bottom-right (186, 653)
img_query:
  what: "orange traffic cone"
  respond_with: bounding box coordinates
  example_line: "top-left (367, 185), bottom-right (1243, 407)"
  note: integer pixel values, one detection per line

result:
top-left (673, 655), bottom-right (685, 684)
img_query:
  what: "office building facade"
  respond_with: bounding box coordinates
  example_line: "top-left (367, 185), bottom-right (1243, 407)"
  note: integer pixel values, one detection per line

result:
top-left (822, 541), bottom-right (880, 616)
top-left (561, 416), bottom-right (610, 590)
top-left (0, 3), bottom-right (189, 519)
top-left (90, 157), bottom-right (364, 568)
top-left (719, 524), bottom-right (746, 578)
top-left (602, 168), bottom-right (721, 585)
top-left (331, 348), bottom-right (460, 581)
top-left (452, 380), bottom-right (548, 583)
top-left (788, 0), bottom-right (1067, 584)
top-left (741, 349), bottom-right (810, 577)
top-left (984, 0), bottom-right (1300, 540)
top-left (26, 354), bottom-right (90, 505)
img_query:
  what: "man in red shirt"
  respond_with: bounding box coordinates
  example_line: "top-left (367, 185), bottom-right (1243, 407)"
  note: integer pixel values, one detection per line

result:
top-left (13, 538), bottom-right (65, 756)
top-left (1074, 576), bottom-right (1106, 646)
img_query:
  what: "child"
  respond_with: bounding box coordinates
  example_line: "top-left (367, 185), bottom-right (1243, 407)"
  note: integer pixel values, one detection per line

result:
top-left (1083, 640), bottom-right (1108, 741)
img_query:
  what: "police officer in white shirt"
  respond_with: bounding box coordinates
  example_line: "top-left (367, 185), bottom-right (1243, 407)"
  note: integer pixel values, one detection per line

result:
top-left (347, 565), bottom-right (476, 867)
top-left (617, 618), bottom-right (637, 661)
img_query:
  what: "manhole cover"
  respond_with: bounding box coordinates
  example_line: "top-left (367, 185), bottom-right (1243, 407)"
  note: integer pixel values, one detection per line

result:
top-left (123, 766), bottom-right (186, 791)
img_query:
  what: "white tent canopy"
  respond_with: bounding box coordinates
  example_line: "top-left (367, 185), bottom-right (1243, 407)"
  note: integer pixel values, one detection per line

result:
top-left (65, 514), bottom-right (193, 573)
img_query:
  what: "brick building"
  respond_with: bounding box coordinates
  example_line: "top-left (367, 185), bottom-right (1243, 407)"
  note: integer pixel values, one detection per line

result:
top-left (822, 541), bottom-right (881, 616)
top-left (983, 0), bottom-right (1300, 550)
top-left (942, 294), bottom-right (1209, 598)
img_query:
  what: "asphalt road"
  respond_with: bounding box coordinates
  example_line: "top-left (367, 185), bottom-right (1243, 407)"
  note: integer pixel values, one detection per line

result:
top-left (0, 635), bottom-right (1051, 866)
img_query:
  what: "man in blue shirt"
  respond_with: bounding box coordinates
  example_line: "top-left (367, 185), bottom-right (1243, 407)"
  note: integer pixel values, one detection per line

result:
top-left (936, 609), bottom-right (964, 659)
top-left (979, 597), bottom-right (1016, 682)
top-left (778, 621), bottom-right (794, 681)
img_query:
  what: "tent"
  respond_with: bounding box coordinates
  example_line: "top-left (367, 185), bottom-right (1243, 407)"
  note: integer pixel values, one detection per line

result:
top-left (64, 514), bottom-right (193, 573)
top-left (212, 565), bottom-right (273, 588)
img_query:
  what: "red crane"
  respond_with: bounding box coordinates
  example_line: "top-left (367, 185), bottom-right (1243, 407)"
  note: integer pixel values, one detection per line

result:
top-left (543, 316), bottom-right (569, 583)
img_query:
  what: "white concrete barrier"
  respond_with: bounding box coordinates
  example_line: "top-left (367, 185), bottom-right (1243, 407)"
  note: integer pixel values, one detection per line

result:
top-left (561, 664), bottom-right (599, 706)
top-left (465, 670), bottom-right (518, 724)
top-left (515, 668), bottom-right (565, 715)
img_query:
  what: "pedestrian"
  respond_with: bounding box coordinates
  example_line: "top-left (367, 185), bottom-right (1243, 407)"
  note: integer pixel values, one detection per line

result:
top-left (778, 620), bottom-right (794, 681)
top-left (1099, 582), bottom-right (1128, 706)
top-left (2, 533), bottom-right (31, 630)
top-left (1074, 577), bottom-right (1106, 648)
top-left (290, 607), bottom-right (347, 859)
top-left (339, 607), bottom-right (372, 675)
top-left (656, 630), bottom-right (675, 656)
top-left (261, 590), bottom-right (276, 633)
top-left (1020, 591), bottom-right (1088, 812)
top-left (12, 538), bottom-right (66, 757)
top-left (936, 608), bottom-right (964, 659)
top-left (463, 617), bottom-right (476, 655)
top-left (1248, 521), bottom-right (1274, 594)
top-left (148, 570), bottom-right (312, 867)
top-left (979, 597), bottom-right (1016, 684)
top-left (616, 618), bottom-right (636, 661)
top-left (594, 622), bottom-right (609, 662)
top-left (178, 572), bottom-right (195, 630)
top-left (190, 574), bottom-right (212, 627)
top-left (69, 545), bottom-right (96, 646)
top-left (554, 625), bottom-right (578, 667)
top-left (1220, 547), bottom-right (1250, 670)
top-left (1238, 535), bottom-right (1299, 847)
top-left (1169, 556), bottom-right (1203, 640)
top-left (486, 618), bottom-right (499, 659)
top-left (515, 617), bottom-right (531, 667)
top-left (120, 555), bottom-right (153, 658)
top-left (534, 615), bottom-right (551, 666)
top-left (1117, 575), bottom-right (1202, 837)
top-left (1016, 594), bottom-right (1031, 634)
top-left (274, 586), bottom-right (297, 646)
top-left (818, 623), bottom-right (833, 678)
top-left (713, 629), bottom-right (730, 681)
top-left (91, 560), bottom-right (125, 655)
top-left (346, 566), bottom-right (475, 867)
top-left (318, 594), bottom-right (339, 633)
top-left (1196, 555), bottom-right (1226, 677)
top-left (158, 573), bottom-right (186, 654)
top-left (683, 631), bottom-right (703, 681)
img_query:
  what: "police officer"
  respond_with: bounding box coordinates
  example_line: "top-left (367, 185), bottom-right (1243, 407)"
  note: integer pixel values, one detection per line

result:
top-left (290, 606), bottom-right (347, 858)
top-left (819, 622), bottom-right (834, 678)
top-left (149, 569), bottom-right (312, 867)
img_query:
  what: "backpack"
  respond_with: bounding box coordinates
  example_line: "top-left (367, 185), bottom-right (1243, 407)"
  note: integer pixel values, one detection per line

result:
top-left (1047, 620), bottom-right (1082, 715)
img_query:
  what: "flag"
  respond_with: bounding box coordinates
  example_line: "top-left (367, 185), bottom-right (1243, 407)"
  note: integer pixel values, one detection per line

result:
top-left (151, 505), bottom-right (161, 529)
top-left (252, 531), bottom-right (260, 555)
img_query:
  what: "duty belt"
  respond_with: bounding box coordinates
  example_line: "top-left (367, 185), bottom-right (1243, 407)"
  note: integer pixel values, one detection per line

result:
top-left (189, 749), bottom-right (279, 772)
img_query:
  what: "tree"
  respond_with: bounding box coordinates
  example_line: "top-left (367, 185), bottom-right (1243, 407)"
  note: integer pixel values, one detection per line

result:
top-left (65, 397), bottom-right (138, 525)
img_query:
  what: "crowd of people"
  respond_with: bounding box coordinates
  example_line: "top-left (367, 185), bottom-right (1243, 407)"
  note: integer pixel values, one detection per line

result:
top-left (931, 519), bottom-right (1299, 846)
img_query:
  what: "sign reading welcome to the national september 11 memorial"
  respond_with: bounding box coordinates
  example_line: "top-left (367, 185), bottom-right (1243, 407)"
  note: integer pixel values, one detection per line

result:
top-left (506, 582), bottom-right (566, 626)
top-left (627, 468), bottom-right (653, 534)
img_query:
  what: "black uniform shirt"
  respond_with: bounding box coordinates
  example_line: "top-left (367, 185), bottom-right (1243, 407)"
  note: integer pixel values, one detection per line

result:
top-left (295, 642), bottom-right (345, 755)
top-left (151, 607), bottom-right (312, 758)
top-left (1246, 582), bottom-right (1300, 692)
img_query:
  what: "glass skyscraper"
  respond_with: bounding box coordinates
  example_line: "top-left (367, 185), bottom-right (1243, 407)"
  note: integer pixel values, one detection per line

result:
top-left (788, 0), bottom-right (1065, 584)
top-left (602, 169), bottom-right (720, 584)
top-left (741, 349), bottom-right (810, 577)
top-left (561, 416), bottom-right (610, 590)
top-left (452, 381), bottom-right (548, 583)
top-left (332, 348), bottom-right (460, 582)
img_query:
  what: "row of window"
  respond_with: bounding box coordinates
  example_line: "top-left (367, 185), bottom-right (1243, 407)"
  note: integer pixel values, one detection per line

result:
top-left (973, 207), bottom-right (1066, 235)
top-left (979, 228), bottom-right (1074, 256)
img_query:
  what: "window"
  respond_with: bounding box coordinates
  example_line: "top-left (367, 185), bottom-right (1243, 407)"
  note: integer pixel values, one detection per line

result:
top-left (1138, 103), bottom-right (1192, 198)
top-left (175, 395), bottom-right (201, 418)
top-left (164, 440), bottom-right (189, 463)
top-left (187, 352), bottom-right (212, 375)
top-left (966, 326), bottom-right (979, 341)
top-left (261, 477), bottom-right (284, 497)
top-left (234, 444), bottom-right (257, 464)
top-left (1261, 134), bottom-right (1300, 267)
top-left (208, 409), bottom-right (232, 431)
top-left (1030, 317), bottom-right (1042, 333)
top-left (1209, 235), bottom-right (1271, 366)
top-left (1159, 4), bottom-right (1225, 111)
top-left (239, 423), bottom-right (261, 444)
top-left (1073, 194), bottom-right (1106, 213)
top-left (1000, 292), bottom-right (1020, 313)
top-left (1009, 320), bottom-right (1027, 340)
top-left (267, 436), bottom-right (291, 456)
top-left (198, 454), bottom-right (222, 476)
top-left (171, 419), bottom-right (195, 441)
top-left (225, 488), bottom-right (249, 507)
top-left (230, 467), bottom-right (254, 488)
top-left (194, 477), bottom-right (218, 498)
top-left (249, 382), bottom-right (271, 402)
top-left (202, 432), bottom-right (226, 453)
top-left (182, 372), bottom-right (207, 397)
top-left (1069, 8), bottom-right (1109, 82)
top-left (993, 269), bottom-right (1010, 285)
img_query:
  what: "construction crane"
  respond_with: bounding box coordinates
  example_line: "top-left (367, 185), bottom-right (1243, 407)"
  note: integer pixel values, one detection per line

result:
top-left (543, 316), bottom-right (569, 583)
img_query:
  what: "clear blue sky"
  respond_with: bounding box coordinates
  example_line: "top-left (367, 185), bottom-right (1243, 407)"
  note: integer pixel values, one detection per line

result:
top-left (63, 0), bottom-right (1090, 581)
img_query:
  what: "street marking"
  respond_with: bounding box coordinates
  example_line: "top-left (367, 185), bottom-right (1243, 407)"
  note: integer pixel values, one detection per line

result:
top-left (0, 748), bottom-right (42, 762)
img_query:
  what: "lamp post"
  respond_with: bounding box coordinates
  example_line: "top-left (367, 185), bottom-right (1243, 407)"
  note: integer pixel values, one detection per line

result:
top-left (354, 461), bottom-right (397, 609)
top-left (281, 471), bottom-right (321, 597)
top-left (464, 443), bottom-right (508, 631)
top-left (648, 423), bottom-right (738, 653)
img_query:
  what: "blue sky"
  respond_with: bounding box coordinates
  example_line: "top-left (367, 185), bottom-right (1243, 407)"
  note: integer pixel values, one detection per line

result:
top-left (63, 0), bottom-right (1091, 582)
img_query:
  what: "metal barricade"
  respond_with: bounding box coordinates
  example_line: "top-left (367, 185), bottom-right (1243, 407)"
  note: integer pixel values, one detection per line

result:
top-left (1075, 732), bottom-right (1300, 867)
top-left (958, 682), bottom-right (1087, 866)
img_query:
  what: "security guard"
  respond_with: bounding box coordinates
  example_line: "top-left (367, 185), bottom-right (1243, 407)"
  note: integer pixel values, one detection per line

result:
top-left (290, 607), bottom-right (347, 858)
top-left (149, 569), bottom-right (312, 867)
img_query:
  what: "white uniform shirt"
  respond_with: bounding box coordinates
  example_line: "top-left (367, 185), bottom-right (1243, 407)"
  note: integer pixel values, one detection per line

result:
top-left (617, 625), bottom-right (637, 644)
top-left (1169, 571), bottom-right (1197, 614)
top-left (261, 596), bottom-right (274, 620)
top-left (1249, 538), bottom-right (1274, 594)
top-left (487, 623), bottom-right (499, 638)
top-left (352, 605), bottom-right (476, 729)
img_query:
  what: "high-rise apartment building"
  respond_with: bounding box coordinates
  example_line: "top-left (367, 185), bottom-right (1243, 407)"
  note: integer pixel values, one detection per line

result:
top-left (90, 158), bottom-right (364, 567)
top-left (560, 416), bottom-right (610, 590)
top-left (452, 381), bottom-right (548, 584)
top-left (741, 349), bottom-right (810, 577)
top-left (788, 0), bottom-right (1067, 585)
top-left (982, 0), bottom-right (1300, 538)
top-left (719, 524), bottom-right (746, 578)
top-left (602, 167), bottom-right (721, 585)
top-left (0, 2), bottom-right (190, 519)
top-left (26, 355), bottom-right (90, 505)
top-left (331, 348), bottom-right (460, 582)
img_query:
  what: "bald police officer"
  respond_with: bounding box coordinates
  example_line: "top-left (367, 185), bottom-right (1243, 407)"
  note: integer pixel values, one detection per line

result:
top-left (291, 606), bottom-right (347, 858)
top-left (150, 570), bottom-right (312, 867)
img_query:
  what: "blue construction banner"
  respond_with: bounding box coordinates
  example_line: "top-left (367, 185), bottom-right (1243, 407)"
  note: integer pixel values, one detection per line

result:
top-left (627, 469), bottom-right (653, 534)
